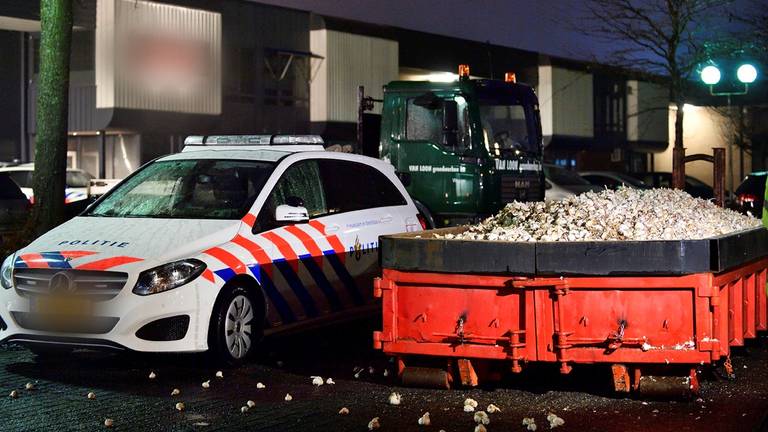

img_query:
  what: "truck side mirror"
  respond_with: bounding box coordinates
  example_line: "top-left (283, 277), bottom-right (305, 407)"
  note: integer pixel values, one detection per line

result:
top-left (442, 100), bottom-right (459, 149)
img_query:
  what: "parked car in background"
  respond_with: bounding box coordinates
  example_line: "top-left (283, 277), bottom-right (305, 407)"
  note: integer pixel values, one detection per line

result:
top-left (579, 171), bottom-right (651, 190)
top-left (629, 172), bottom-right (714, 200)
top-left (89, 178), bottom-right (123, 198)
top-left (0, 172), bottom-right (30, 237)
top-left (543, 164), bottom-right (602, 201)
top-left (733, 172), bottom-right (766, 218)
top-left (0, 160), bottom-right (20, 168)
top-left (0, 164), bottom-right (94, 203)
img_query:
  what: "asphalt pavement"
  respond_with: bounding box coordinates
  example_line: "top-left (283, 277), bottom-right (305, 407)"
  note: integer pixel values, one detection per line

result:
top-left (0, 319), bottom-right (767, 431)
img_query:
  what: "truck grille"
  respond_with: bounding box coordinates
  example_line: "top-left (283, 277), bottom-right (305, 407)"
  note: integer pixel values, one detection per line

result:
top-left (501, 175), bottom-right (540, 203)
top-left (13, 269), bottom-right (128, 301)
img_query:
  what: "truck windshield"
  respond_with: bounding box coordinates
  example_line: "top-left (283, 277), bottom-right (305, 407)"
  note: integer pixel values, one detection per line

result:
top-left (85, 159), bottom-right (275, 219)
top-left (480, 103), bottom-right (537, 157)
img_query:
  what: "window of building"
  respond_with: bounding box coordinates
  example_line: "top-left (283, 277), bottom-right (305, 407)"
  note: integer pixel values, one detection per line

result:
top-left (263, 49), bottom-right (310, 108)
top-left (223, 46), bottom-right (256, 101)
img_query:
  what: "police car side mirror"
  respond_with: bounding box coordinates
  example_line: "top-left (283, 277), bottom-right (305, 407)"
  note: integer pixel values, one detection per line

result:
top-left (275, 204), bottom-right (309, 223)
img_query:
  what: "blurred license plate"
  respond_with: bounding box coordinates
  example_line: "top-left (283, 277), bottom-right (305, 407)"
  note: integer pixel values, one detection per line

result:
top-left (32, 297), bottom-right (92, 316)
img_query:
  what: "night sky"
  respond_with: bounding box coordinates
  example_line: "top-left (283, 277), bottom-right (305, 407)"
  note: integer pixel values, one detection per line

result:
top-left (252, 0), bottom-right (753, 66)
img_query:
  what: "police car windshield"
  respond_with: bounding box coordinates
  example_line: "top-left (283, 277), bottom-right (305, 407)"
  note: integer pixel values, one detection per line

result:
top-left (86, 159), bottom-right (275, 219)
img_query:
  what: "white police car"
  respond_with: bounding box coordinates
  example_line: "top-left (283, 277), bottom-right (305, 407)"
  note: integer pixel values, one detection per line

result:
top-left (0, 135), bottom-right (422, 362)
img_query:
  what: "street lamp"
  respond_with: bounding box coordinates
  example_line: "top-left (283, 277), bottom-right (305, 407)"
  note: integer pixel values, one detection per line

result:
top-left (701, 65), bottom-right (721, 85)
top-left (695, 61), bottom-right (761, 206)
top-left (736, 64), bottom-right (758, 84)
top-left (700, 63), bottom-right (760, 97)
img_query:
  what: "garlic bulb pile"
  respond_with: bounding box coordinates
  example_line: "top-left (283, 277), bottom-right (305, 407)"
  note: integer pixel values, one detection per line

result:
top-left (443, 188), bottom-right (760, 242)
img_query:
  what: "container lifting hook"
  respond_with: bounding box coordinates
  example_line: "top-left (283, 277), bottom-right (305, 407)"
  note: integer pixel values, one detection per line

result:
top-left (455, 314), bottom-right (466, 344)
top-left (607, 319), bottom-right (627, 351)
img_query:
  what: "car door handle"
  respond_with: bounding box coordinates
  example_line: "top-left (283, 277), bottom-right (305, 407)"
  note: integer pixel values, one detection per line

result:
top-left (380, 215), bottom-right (393, 223)
top-left (326, 224), bottom-right (340, 233)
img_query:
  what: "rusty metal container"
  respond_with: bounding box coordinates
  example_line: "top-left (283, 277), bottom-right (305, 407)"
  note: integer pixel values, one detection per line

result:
top-left (373, 227), bottom-right (768, 393)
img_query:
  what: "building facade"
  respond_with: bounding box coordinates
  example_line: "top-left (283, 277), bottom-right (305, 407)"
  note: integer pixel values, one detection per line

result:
top-left (0, 0), bottom-right (675, 181)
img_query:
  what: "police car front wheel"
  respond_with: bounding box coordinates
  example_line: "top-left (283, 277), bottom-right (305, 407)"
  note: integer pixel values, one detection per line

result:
top-left (209, 286), bottom-right (260, 363)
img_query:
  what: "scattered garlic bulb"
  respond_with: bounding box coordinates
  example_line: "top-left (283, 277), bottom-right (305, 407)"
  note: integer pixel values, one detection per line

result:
top-left (368, 417), bottom-right (381, 430)
top-left (418, 412), bottom-right (430, 426)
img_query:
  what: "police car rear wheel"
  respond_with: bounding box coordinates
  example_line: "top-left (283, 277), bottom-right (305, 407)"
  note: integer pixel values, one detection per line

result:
top-left (209, 286), bottom-right (259, 363)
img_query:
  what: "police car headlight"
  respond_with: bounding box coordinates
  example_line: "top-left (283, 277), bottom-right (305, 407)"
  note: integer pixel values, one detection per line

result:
top-left (133, 259), bottom-right (206, 296)
top-left (1, 254), bottom-right (14, 290)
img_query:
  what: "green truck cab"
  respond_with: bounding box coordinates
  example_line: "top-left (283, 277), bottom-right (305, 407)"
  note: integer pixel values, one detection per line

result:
top-left (374, 72), bottom-right (544, 227)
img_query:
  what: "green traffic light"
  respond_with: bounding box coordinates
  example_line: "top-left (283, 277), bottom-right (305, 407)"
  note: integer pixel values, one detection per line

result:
top-left (701, 65), bottom-right (721, 85)
top-left (737, 64), bottom-right (758, 84)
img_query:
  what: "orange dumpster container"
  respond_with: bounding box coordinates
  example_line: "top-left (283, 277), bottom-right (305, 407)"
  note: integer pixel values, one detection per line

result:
top-left (373, 227), bottom-right (768, 393)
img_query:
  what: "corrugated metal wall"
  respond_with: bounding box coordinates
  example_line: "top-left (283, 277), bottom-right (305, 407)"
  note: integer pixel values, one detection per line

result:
top-left (538, 65), bottom-right (594, 139)
top-left (310, 29), bottom-right (398, 123)
top-left (552, 67), bottom-right (594, 138)
top-left (96, 0), bottom-right (221, 115)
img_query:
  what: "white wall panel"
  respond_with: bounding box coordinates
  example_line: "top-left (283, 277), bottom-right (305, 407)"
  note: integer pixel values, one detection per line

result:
top-left (311, 29), bottom-right (398, 123)
top-left (537, 65), bottom-right (593, 140)
top-left (627, 80), bottom-right (668, 143)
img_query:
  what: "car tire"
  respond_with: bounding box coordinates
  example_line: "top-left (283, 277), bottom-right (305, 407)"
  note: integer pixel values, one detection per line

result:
top-left (208, 286), bottom-right (262, 365)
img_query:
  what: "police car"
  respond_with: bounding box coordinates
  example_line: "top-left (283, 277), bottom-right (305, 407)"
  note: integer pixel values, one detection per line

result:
top-left (0, 135), bottom-right (422, 362)
top-left (0, 164), bottom-right (93, 204)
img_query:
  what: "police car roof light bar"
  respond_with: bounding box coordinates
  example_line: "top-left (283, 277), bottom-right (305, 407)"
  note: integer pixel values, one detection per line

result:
top-left (184, 135), bottom-right (324, 146)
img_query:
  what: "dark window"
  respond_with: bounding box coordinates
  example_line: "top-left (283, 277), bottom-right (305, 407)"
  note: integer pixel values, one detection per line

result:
top-left (223, 46), bottom-right (256, 101)
top-left (318, 159), bottom-right (406, 214)
top-left (0, 174), bottom-right (25, 200)
top-left (255, 160), bottom-right (326, 232)
top-left (6, 171), bottom-right (32, 189)
top-left (582, 175), bottom-right (620, 189)
top-left (263, 50), bottom-right (310, 108)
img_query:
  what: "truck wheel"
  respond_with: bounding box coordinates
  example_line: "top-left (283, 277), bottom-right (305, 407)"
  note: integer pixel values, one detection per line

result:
top-left (208, 286), bottom-right (261, 364)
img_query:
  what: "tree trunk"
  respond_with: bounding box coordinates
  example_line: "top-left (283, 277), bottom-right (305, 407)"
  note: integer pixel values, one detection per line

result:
top-left (672, 99), bottom-right (686, 190)
top-left (33, 0), bottom-right (73, 235)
